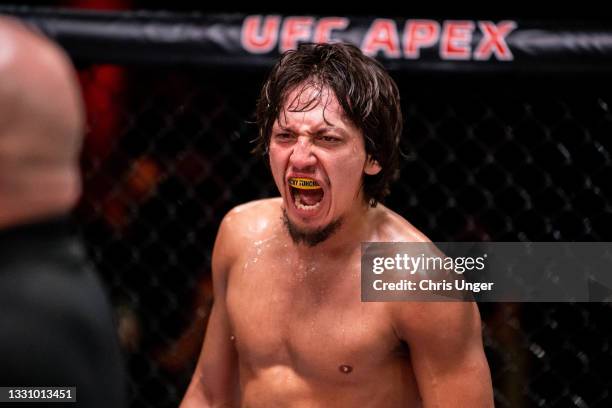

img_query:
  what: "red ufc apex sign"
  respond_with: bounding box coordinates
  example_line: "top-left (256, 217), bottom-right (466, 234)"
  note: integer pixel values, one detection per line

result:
top-left (241, 16), bottom-right (516, 61)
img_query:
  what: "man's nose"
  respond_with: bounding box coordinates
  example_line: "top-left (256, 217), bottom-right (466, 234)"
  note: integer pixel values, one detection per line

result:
top-left (289, 137), bottom-right (317, 171)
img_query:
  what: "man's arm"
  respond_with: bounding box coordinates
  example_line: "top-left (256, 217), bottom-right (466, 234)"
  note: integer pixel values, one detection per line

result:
top-left (180, 215), bottom-right (240, 407)
top-left (391, 301), bottom-right (494, 407)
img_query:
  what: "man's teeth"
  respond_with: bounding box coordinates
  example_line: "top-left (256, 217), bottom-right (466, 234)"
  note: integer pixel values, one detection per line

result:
top-left (294, 195), bottom-right (322, 210)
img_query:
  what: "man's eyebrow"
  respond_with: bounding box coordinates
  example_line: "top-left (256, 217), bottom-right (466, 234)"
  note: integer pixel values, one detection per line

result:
top-left (315, 126), bottom-right (348, 136)
top-left (272, 125), bottom-right (293, 134)
top-left (272, 124), bottom-right (349, 136)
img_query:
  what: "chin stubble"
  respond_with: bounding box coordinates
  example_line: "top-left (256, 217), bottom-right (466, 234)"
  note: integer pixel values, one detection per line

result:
top-left (282, 208), bottom-right (342, 247)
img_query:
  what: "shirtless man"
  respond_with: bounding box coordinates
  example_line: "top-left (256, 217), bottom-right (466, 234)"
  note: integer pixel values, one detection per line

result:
top-left (181, 43), bottom-right (493, 407)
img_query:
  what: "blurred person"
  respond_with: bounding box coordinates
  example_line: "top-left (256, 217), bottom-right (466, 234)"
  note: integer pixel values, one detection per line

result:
top-left (181, 43), bottom-right (493, 407)
top-left (0, 16), bottom-right (126, 407)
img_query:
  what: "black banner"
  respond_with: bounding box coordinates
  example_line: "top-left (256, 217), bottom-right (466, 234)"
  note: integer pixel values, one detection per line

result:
top-left (2, 6), bottom-right (612, 72)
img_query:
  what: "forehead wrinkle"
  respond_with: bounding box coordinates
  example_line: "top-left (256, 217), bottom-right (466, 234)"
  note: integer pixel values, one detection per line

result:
top-left (283, 82), bottom-right (344, 115)
top-left (276, 108), bottom-right (348, 135)
top-left (275, 122), bottom-right (349, 138)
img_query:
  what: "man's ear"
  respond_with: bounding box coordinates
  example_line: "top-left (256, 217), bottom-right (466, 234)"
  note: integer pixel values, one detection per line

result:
top-left (364, 156), bottom-right (382, 175)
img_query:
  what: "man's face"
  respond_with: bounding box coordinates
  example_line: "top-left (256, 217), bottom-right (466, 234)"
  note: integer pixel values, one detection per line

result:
top-left (269, 83), bottom-right (380, 244)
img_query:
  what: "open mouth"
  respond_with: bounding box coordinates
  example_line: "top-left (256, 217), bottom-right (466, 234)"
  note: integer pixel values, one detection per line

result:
top-left (288, 177), bottom-right (325, 211)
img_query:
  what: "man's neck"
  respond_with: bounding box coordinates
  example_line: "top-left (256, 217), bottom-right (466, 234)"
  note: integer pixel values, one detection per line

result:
top-left (0, 166), bottom-right (80, 229)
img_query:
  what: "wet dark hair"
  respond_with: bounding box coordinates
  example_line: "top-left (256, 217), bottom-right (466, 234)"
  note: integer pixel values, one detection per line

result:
top-left (254, 42), bottom-right (402, 206)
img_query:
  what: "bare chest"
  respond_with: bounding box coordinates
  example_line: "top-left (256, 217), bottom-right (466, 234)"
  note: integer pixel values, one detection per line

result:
top-left (225, 246), bottom-right (400, 382)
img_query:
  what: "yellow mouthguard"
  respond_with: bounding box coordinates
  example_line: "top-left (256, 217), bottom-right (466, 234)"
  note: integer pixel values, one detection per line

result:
top-left (288, 177), bottom-right (322, 190)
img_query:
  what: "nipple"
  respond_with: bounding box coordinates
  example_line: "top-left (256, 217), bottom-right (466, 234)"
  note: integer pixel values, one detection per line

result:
top-left (339, 364), bottom-right (353, 374)
top-left (288, 177), bottom-right (322, 190)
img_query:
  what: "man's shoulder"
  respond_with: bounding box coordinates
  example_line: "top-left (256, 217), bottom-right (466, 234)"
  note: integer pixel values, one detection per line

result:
top-left (227, 197), bottom-right (282, 217)
top-left (372, 204), bottom-right (431, 243)
top-left (217, 198), bottom-right (283, 243)
top-left (372, 206), bottom-right (478, 335)
top-left (212, 198), bottom-right (283, 279)
top-left (371, 207), bottom-right (481, 331)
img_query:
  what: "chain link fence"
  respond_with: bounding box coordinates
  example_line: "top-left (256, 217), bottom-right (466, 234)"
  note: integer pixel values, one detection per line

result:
top-left (74, 64), bottom-right (611, 407)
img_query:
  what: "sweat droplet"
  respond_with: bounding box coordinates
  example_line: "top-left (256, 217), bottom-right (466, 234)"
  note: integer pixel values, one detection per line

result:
top-left (339, 364), bottom-right (353, 374)
top-left (230, 335), bottom-right (235, 341)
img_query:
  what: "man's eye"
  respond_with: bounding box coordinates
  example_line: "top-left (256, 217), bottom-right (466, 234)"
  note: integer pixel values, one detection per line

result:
top-left (274, 133), bottom-right (293, 141)
top-left (319, 135), bottom-right (341, 143)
